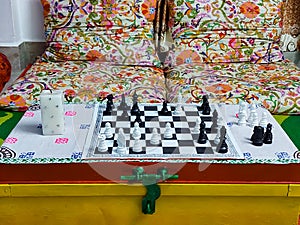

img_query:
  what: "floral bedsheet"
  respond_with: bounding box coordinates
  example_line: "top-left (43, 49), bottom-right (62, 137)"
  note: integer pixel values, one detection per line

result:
top-left (166, 60), bottom-right (300, 115)
top-left (0, 60), bottom-right (166, 111)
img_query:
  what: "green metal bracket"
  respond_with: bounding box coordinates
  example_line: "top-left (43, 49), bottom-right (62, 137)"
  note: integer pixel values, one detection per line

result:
top-left (121, 167), bottom-right (179, 214)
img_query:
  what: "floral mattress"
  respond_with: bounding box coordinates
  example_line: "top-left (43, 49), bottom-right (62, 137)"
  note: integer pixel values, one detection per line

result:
top-left (0, 58), bottom-right (299, 115)
top-left (0, 60), bottom-right (166, 111)
top-left (166, 60), bottom-right (300, 115)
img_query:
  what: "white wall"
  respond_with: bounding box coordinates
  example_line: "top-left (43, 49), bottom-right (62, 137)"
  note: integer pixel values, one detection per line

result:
top-left (0, 0), bottom-right (45, 46)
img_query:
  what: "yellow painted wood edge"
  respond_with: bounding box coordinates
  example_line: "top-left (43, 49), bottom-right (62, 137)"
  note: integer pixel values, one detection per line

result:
top-left (0, 184), bottom-right (289, 198)
top-left (287, 184), bottom-right (300, 197)
top-left (0, 184), bottom-right (10, 197)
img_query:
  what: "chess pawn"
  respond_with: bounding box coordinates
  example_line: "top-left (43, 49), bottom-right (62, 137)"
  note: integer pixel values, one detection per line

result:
top-left (132, 122), bottom-right (141, 140)
top-left (192, 118), bottom-right (201, 134)
top-left (197, 128), bottom-right (208, 144)
top-left (164, 122), bottom-right (173, 139)
top-left (150, 128), bottom-right (161, 145)
top-left (173, 103), bottom-right (182, 115)
top-left (104, 122), bottom-right (113, 138)
top-left (214, 127), bottom-right (221, 145)
top-left (238, 101), bottom-right (248, 117)
top-left (238, 111), bottom-right (247, 126)
top-left (259, 111), bottom-right (268, 128)
top-left (263, 123), bottom-right (273, 144)
top-left (132, 138), bottom-right (142, 153)
top-left (249, 111), bottom-right (259, 127)
top-left (97, 134), bottom-right (108, 152)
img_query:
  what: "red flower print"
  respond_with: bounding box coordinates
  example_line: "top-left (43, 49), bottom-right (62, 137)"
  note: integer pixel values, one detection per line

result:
top-left (240, 2), bottom-right (260, 19)
top-left (142, 0), bottom-right (156, 21)
top-left (205, 83), bottom-right (232, 94)
top-left (176, 50), bottom-right (202, 65)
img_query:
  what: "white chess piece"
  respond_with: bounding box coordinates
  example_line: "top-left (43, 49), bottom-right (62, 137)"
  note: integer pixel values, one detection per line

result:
top-left (238, 101), bottom-right (248, 118)
top-left (214, 117), bottom-right (224, 145)
top-left (173, 94), bottom-right (183, 115)
top-left (238, 111), bottom-right (247, 126)
top-left (117, 128), bottom-right (127, 154)
top-left (259, 111), bottom-right (268, 128)
top-left (214, 127), bottom-right (221, 145)
top-left (192, 118), bottom-right (201, 134)
top-left (173, 103), bottom-right (182, 115)
top-left (132, 122), bottom-right (141, 139)
top-left (150, 128), bottom-right (161, 145)
top-left (250, 111), bottom-right (259, 127)
top-left (248, 104), bottom-right (257, 125)
top-left (97, 134), bottom-right (108, 152)
top-left (164, 122), bottom-right (173, 139)
top-left (132, 138), bottom-right (142, 153)
top-left (104, 122), bottom-right (113, 138)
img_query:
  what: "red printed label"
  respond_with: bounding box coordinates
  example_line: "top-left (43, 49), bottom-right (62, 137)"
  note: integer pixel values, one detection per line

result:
top-left (55, 138), bottom-right (69, 144)
top-left (65, 111), bottom-right (77, 116)
top-left (4, 137), bottom-right (18, 144)
top-left (24, 111), bottom-right (35, 117)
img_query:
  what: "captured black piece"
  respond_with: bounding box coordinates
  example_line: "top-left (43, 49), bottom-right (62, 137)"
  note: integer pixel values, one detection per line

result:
top-left (263, 123), bottom-right (273, 144)
top-left (251, 126), bottom-right (264, 146)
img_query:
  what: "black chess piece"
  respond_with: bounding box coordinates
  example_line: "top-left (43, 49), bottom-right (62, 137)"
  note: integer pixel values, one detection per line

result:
top-left (200, 119), bottom-right (206, 130)
top-left (202, 102), bottom-right (211, 115)
top-left (134, 110), bottom-right (142, 124)
top-left (120, 108), bottom-right (129, 120)
top-left (263, 123), bottom-right (273, 144)
top-left (118, 93), bottom-right (129, 110)
top-left (160, 101), bottom-right (169, 115)
top-left (106, 94), bottom-right (114, 108)
top-left (216, 126), bottom-right (228, 153)
top-left (199, 95), bottom-right (208, 111)
top-left (131, 102), bottom-right (140, 115)
top-left (197, 127), bottom-right (208, 144)
top-left (132, 91), bottom-right (138, 105)
top-left (211, 109), bottom-right (218, 132)
top-left (251, 126), bottom-right (264, 146)
top-left (104, 101), bottom-right (112, 115)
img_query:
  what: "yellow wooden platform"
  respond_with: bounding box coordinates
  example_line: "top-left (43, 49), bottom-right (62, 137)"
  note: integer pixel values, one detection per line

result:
top-left (1, 183), bottom-right (300, 225)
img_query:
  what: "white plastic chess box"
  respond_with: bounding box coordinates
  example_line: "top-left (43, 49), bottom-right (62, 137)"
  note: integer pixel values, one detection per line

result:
top-left (82, 102), bottom-right (244, 160)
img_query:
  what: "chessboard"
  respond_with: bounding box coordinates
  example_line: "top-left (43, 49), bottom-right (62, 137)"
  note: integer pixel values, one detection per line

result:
top-left (82, 99), bottom-right (244, 160)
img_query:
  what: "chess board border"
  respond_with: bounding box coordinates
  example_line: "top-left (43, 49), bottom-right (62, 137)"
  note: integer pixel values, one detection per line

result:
top-left (82, 103), bottom-right (244, 161)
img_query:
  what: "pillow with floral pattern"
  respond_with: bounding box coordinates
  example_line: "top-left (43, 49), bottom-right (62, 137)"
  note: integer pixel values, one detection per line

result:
top-left (168, 0), bottom-right (284, 40)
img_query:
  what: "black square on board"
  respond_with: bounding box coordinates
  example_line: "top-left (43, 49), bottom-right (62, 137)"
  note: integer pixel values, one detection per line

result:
top-left (163, 147), bottom-right (180, 154)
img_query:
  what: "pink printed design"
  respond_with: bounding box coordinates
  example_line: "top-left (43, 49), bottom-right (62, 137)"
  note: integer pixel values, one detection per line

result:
top-left (4, 137), bottom-right (18, 144)
top-left (65, 111), bottom-right (77, 116)
top-left (55, 138), bottom-right (69, 144)
top-left (24, 111), bottom-right (35, 117)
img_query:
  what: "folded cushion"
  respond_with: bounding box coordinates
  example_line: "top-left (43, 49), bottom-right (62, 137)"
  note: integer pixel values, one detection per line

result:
top-left (42, 26), bottom-right (161, 67)
top-left (40, 0), bottom-right (160, 66)
top-left (168, 0), bottom-right (283, 40)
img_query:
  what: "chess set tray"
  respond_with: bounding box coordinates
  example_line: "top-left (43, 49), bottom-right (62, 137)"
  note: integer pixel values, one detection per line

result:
top-left (82, 103), bottom-right (244, 161)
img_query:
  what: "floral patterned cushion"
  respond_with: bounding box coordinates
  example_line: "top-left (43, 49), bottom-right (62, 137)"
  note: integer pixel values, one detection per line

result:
top-left (40, 0), bottom-right (160, 66)
top-left (0, 60), bottom-right (166, 111)
top-left (165, 35), bottom-right (284, 66)
top-left (165, 0), bottom-right (284, 64)
top-left (168, 0), bottom-right (284, 40)
top-left (41, 0), bottom-right (157, 39)
top-left (42, 26), bottom-right (161, 67)
top-left (165, 60), bottom-right (300, 115)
